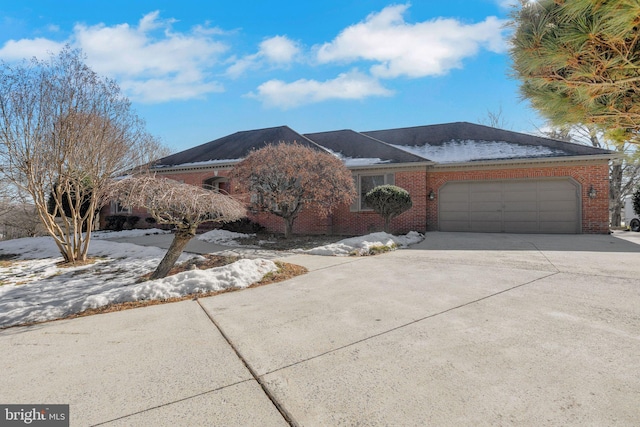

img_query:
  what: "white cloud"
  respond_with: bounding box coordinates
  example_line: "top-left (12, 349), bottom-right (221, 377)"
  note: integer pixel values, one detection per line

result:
top-left (260, 35), bottom-right (300, 63)
top-left (119, 78), bottom-right (224, 103)
top-left (0, 38), bottom-right (65, 61)
top-left (316, 4), bottom-right (507, 78)
top-left (0, 11), bottom-right (228, 103)
top-left (249, 70), bottom-right (393, 109)
top-left (74, 11), bottom-right (227, 103)
top-left (226, 35), bottom-right (300, 78)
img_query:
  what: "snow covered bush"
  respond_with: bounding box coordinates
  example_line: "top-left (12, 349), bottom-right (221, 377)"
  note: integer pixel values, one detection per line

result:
top-left (364, 185), bottom-right (413, 232)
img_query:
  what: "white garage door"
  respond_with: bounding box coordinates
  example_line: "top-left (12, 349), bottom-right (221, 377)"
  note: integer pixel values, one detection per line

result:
top-left (439, 179), bottom-right (581, 234)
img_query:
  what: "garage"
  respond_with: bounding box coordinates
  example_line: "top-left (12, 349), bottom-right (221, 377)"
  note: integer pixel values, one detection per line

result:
top-left (438, 179), bottom-right (581, 234)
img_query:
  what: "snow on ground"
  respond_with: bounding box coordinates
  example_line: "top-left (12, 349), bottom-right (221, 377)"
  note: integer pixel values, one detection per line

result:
top-left (197, 229), bottom-right (255, 246)
top-left (0, 235), bottom-right (276, 328)
top-left (298, 231), bottom-right (424, 256)
top-left (0, 230), bottom-right (424, 328)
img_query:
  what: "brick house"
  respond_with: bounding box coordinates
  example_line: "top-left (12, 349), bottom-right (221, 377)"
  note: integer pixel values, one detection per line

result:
top-left (103, 122), bottom-right (614, 235)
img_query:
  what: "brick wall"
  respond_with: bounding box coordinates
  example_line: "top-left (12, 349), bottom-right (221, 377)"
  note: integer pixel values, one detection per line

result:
top-left (425, 161), bottom-right (610, 234)
top-left (101, 161), bottom-right (610, 235)
top-left (329, 170), bottom-right (428, 235)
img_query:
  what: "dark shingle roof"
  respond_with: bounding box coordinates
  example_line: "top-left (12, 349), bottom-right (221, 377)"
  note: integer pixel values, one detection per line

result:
top-left (363, 122), bottom-right (612, 161)
top-left (153, 122), bottom-right (614, 170)
top-left (154, 126), bottom-right (324, 167)
top-left (304, 129), bottom-right (428, 164)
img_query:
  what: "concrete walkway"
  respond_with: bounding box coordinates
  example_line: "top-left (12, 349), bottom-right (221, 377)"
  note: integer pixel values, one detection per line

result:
top-left (1, 232), bottom-right (639, 426)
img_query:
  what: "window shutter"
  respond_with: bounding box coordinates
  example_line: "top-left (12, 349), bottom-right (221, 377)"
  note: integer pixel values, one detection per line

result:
top-left (385, 173), bottom-right (395, 186)
top-left (350, 175), bottom-right (359, 212)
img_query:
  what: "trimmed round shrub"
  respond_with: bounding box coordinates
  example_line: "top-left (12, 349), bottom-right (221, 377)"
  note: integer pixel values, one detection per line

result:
top-left (364, 185), bottom-right (413, 233)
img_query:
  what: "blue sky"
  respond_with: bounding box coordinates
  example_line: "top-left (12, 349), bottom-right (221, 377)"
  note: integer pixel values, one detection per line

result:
top-left (0, 0), bottom-right (543, 152)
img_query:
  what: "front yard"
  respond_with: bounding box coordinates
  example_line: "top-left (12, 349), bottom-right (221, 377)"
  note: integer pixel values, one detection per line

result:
top-left (0, 229), bottom-right (424, 329)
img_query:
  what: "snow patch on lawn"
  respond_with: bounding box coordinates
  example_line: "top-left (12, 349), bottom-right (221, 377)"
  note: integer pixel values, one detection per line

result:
top-left (0, 235), bottom-right (276, 328)
top-left (197, 229), bottom-right (255, 246)
top-left (299, 231), bottom-right (424, 256)
top-left (82, 258), bottom-right (276, 309)
top-left (0, 230), bottom-right (425, 328)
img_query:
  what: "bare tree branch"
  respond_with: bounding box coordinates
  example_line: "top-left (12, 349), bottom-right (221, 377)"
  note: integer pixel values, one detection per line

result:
top-left (0, 47), bottom-right (168, 262)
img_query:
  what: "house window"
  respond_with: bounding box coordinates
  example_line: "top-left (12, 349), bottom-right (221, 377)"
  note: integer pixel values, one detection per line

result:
top-left (360, 175), bottom-right (385, 210)
top-left (110, 201), bottom-right (131, 214)
top-left (352, 173), bottom-right (395, 211)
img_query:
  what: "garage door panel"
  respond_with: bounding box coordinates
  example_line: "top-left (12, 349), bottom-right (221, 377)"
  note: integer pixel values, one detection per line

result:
top-left (470, 211), bottom-right (502, 221)
top-left (470, 201), bottom-right (502, 212)
top-left (444, 211), bottom-right (470, 221)
top-left (440, 202), bottom-right (469, 213)
top-left (471, 182), bottom-right (502, 192)
top-left (470, 192), bottom-right (502, 202)
top-left (503, 211), bottom-right (538, 222)
top-left (440, 191), bottom-right (468, 202)
top-left (540, 190), bottom-right (577, 201)
top-left (538, 180), bottom-right (574, 190)
top-left (440, 189), bottom-right (469, 200)
top-left (504, 201), bottom-right (538, 212)
top-left (505, 181), bottom-right (536, 191)
top-left (503, 191), bottom-right (537, 202)
top-left (539, 211), bottom-right (576, 222)
top-left (540, 200), bottom-right (576, 212)
top-left (439, 179), bottom-right (580, 234)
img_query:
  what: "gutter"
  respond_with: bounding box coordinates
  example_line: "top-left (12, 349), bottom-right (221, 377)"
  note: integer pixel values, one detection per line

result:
top-left (151, 161), bottom-right (241, 174)
top-left (428, 154), bottom-right (616, 170)
top-left (151, 160), bottom-right (435, 174)
top-left (149, 153), bottom-right (615, 175)
top-left (347, 161), bottom-right (434, 171)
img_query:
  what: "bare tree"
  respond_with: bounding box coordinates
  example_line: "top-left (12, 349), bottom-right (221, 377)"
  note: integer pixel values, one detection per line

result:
top-left (231, 142), bottom-right (356, 238)
top-left (0, 202), bottom-right (46, 240)
top-left (0, 47), bottom-right (166, 262)
top-left (109, 175), bottom-right (246, 280)
top-left (478, 107), bottom-right (511, 129)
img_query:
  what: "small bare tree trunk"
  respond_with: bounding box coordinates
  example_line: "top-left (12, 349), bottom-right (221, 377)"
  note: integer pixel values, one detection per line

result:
top-left (384, 216), bottom-right (391, 233)
top-left (284, 216), bottom-right (295, 239)
top-left (149, 228), bottom-right (195, 280)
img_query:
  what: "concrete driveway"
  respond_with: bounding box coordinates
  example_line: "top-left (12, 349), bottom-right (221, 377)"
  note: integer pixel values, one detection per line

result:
top-left (1, 232), bottom-right (639, 426)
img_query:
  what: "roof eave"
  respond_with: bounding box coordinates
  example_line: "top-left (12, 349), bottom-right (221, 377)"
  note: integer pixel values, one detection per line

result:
top-left (429, 154), bottom-right (615, 169)
top-left (347, 161), bottom-right (434, 170)
top-left (151, 160), bottom-right (241, 173)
